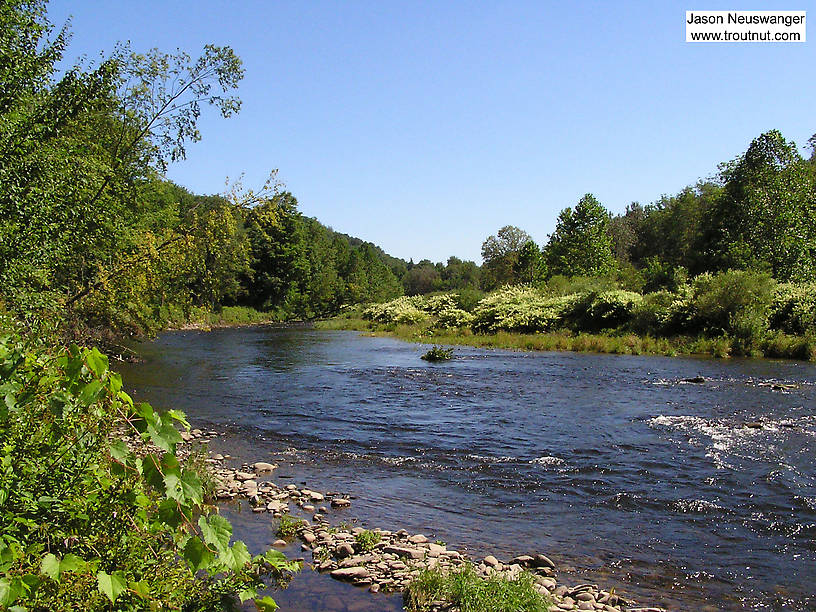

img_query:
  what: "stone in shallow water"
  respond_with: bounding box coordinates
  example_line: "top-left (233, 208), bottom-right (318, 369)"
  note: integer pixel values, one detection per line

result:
top-left (330, 566), bottom-right (370, 581)
top-left (253, 461), bottom-right (276, 472)
top-left (331, 497), bottom-right (351, 508)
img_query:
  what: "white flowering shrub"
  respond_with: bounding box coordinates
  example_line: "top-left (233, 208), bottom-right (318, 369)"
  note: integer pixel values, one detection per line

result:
top-left (567, 290), bottom-right (643, 330)
top-left (423, 294), bottom-right (460, 315)
top-left (769, 283), bottom-right (816, 335)
top-left (362, 296), bottom-right (429, 324)
top-left (471, 286), bottom-right (576, 333)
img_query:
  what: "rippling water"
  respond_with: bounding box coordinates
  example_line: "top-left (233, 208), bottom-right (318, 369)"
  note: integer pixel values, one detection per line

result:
top-left (118, 327), bottom-right (816, 611)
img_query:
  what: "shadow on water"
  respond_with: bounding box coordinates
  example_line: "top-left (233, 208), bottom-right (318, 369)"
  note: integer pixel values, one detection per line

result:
top-left (119, 326), bottom-right (816, 611)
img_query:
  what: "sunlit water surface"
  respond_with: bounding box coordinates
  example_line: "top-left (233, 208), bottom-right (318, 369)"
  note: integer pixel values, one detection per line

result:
top-left (118, 327), bottom-right (816, 611)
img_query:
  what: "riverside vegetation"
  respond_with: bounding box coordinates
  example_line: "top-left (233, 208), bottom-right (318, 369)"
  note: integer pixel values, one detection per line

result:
top-left (318, 272), bottom-right (816, 360)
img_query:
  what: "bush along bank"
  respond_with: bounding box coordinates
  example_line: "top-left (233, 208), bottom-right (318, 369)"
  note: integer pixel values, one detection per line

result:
top-left (340, 271), bottom-right (816, 360)
top-left (0, 329), bottom-right (299, 610)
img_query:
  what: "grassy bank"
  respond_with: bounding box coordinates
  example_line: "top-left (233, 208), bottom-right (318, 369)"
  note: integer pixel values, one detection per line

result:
top-left (173, 305), bottom-right (282, 329)
top-left (316, 315), bottom-right (816, 360)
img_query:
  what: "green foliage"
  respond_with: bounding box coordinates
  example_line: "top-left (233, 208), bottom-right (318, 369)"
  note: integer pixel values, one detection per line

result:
top-left (481, 226), bottom-right (535, 290)
top-left (421, 346), bottom-right (454, 362)
top-left (0, 328), bottom-right (299, 609)
top-left (0, 1), bottom-right (246, 333)
top-left (701, 130), bottom-right (816, 281)
top-left (685, 270), bottom-right (774, 340)
top-left (354, 530), bottom-right (382, 552)
top-left (276, 514), bottom-right (306, 539)
top-left (405, 563), bottom-right (551, 612)
top-left (471, 286), bottom-right (577, 334)
top-left (565, 290), bottom-right (643, 332)
top-left (363, 296), bottom-right (429, 325)
top-left (545, 194), bottom-right (615, 278)
top-left (768, 283), bottom-right (816, 335)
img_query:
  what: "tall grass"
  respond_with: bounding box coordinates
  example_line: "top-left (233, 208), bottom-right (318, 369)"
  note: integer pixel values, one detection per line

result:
top-left (405, 564), bottom-right (550, 612)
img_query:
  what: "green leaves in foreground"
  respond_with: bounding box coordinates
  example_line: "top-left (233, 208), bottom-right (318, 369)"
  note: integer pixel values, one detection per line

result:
top-left (97, 570), bottom-right (127, 604)
top-left (0, 334), bottom-right (298, 610)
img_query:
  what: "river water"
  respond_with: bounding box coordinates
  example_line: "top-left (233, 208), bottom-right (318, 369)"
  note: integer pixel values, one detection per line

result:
top-left (118, 327), bottom-right (816, 611)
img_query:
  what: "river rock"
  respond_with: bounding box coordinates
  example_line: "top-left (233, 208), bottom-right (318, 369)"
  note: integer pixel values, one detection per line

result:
top-left (253, 461), bottom-right (276, 472)
top-left (272, 539), bottom-right (287, 547)
top-left (331, 497), bottom-right (351, 508)
top-left (531, 553), bottom-right (556, 569)
top-left (335, 543), bottom-right (355, 558)
top-left (382, 545), bottom-right (424, 560)
top-left (484, 555), bottom-right (500, 568)
top-left (235, 471), bottom-right (256, 481)
top-left (330, 566), bottom-right (370, 581)
top-left (408, 533), bottom-right (428, 544)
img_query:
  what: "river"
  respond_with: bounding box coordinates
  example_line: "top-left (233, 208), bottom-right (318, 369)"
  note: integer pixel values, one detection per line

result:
top-left (117, 326), bottom-right (816, 611)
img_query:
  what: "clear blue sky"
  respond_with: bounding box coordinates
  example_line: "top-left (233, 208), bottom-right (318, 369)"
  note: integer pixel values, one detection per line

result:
top-left (46, 1), bottom-right (814, 264)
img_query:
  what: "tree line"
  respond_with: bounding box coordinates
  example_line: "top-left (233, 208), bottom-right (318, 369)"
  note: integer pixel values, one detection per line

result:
top-left (3, 0), bottom-right (816, 344)
top-left (0, 0), bottom-right (407, 340)
top-left (476, 129), bottom-right (816, 293)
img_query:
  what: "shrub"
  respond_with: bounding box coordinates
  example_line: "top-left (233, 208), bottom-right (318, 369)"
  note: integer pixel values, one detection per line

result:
top-left (686, 270), bottom-right (774, 344)
top-left (564, 290), bottom-right (642, 331)
top-left (363, 296), bottom-right (429, 325)
top-left (0, 330), bottom-right (299, 610)
top-left (421, 346), bottom-right (454, 361)
top-left (630, 290), bottom-right (676, 334)
top-left (405, 563), bottom-right (551, 612)
top-left (769, 283), bottom-right (816, 335)
top-left (471, 286), bottom-right (575, 334)
top-left (354, 530), bottom-right (382, 552)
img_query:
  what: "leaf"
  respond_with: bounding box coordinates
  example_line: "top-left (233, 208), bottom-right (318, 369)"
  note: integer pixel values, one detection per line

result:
top-left (108, 440), bottom-right (132, 466)
top-left (220, 541), bottom-right (251, 572)
top-left (60, 554), bottom-right (86, 573)
top-left (198, 514), bottom-right (232, 554)
top-left (85, 348), bottom-right (109, 378)
top-left (163, 472), bottom-right (185, 503)
top-left (157, 498), bottom-right (189, 529)
top-left (41, 553), bottom-right (60, 581)
top-left (165, 408), bottom-right (190, 429)
top-left (254, 596), bottom-right (279, 611)
top-left (179, 469), bottom-right (203, 506)
top-left (130, 580), bottom-right (150, 599)
top-left (78, 380), bottom-right (103, 406)
top-left (108, 372), bottom-right (123, 394)
top-left (138, 454), bottom-right (164, 491)
top-left (182, 536), bottom-right (214, 573)
top-left (0, 577), bottom-right (23, 607)
top-left (97, 570), bottom-right (127, 604)
top-left (238, 586), bottom-right (257, 602)
top-left (261, 549), bottom-right (300, 572)
top-left (146, 419), bottom-right (182, 452)
top-left (0, 545), bottom-right (15, 573)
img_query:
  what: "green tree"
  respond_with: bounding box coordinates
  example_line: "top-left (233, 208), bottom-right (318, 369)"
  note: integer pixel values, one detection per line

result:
top-left (545, 194), bottom-right (615, 277)
top-left (700, 130), bottom-right (816, 281)
top-left (0, 0), bottom-right (244, 331)
top-left (481, 226), bottom-right (533, 289)
top-left (512, 241), bottom-right (545, 284)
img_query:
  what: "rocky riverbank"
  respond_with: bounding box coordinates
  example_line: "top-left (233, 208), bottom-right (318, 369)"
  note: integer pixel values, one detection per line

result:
top-left (155, 428), bottom-right (666, 612)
